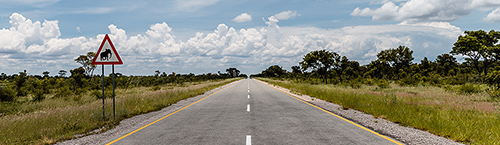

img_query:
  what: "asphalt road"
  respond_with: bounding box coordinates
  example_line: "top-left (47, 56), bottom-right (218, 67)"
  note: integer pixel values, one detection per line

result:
top-left (105, 79), bottom-right (401, 145)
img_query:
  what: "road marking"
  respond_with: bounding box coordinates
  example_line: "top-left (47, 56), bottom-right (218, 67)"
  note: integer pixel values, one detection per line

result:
top-left (248, 89), bottom-right (250, 93)
top-left (257, 80), bottom-right (403, 145)
top-left (248, 94), bottom-right (250, 99)
top-left (105, 81), bottom-right (240, 145)
top-left (246, 135), bottom-right (251, 145)
top-left (247, 104), bottom-right (250, 112)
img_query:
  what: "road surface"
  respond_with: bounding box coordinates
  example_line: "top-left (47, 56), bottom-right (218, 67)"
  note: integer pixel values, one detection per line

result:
top-left (105, 79), bottom-right (401, 145)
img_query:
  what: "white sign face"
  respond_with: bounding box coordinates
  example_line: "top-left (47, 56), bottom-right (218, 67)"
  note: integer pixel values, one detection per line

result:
top-left (94, 40), bottom-right (119, 62)
top-left (92, 34), bottom-right (123, 65)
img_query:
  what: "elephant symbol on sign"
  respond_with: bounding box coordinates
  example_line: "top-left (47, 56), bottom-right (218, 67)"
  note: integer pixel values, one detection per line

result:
top-left (100, 49), bottom-right (112, 61)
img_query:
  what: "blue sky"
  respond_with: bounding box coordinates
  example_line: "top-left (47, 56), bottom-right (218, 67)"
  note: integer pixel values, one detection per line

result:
top-left (1, 0), bottom-right (500, 76)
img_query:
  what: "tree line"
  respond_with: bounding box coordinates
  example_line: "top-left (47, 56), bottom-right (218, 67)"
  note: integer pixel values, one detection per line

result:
top-left (252, 30), bottom-right (500, 98)
top-left (0, 52), bottom-right (246, 102)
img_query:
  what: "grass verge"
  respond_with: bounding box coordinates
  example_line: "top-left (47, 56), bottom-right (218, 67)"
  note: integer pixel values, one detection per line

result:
top-left (258, 78), bottom-right (500, 145)
top-left (0, 78), bottom-right (240, 144)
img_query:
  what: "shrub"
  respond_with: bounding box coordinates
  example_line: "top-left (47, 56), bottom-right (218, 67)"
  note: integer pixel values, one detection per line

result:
top-left (376, 79), bottom-right (391, 89)
top-left (54, 86), bottom-right (72, 98)
top-left (457, 83), bottom-right (480, 94)
top-left (32, 90), bottom-right (45, 102)
top-left (349, 81), bottom-right (361, 89)
top-left (0, 86), bottom-right (16, 102)
top-left (363, 78), bottom-right (376, 86)
top-left (152, 85), bottom-right (161, 91)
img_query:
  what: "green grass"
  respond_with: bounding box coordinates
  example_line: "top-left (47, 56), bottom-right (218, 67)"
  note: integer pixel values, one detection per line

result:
top-left (258, 78), bottom-right (500, 145)
top-left (0, 78), bottom-right (240, 144)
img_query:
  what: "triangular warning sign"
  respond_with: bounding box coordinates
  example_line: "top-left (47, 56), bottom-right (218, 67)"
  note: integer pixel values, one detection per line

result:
top-left (92, 34), bottom-right (123, 65)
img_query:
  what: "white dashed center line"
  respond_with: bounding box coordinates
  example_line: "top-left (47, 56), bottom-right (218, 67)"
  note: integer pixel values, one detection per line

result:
top-left (246, 135), bottom-right (251, 145)
top-left (248, 94), bottom-right (250, 99)
top-left (247, 104), bottom-right (250, 112)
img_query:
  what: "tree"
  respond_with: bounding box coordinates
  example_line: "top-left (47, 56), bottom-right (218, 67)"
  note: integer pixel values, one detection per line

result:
top-left (376, 45), bottom-right (414, 79)
top-left (58, 70), bottom-right (67, 77)
top-left (42, 71), bottom-right (50, 78)
top-left (290, 65), bottom-right (302, 80)
top-left (340, 56), bottom-right (360, 80)
top-left (14, 70), bottom-right (27, 96)
top-left (451, 30), bottom-right (500, 78)
top-left (262, 65), bottom-right (287, 78)
top-left (226, 68), bottom-right (240, 78)
top-left (436, 54), bottom-right (457, 76)
top-left (75, 52), bottom-right (97, 77)
top-left (300, 50), bottom-right (340, 83)
top-left (70, 67), bottom-right (86, 91)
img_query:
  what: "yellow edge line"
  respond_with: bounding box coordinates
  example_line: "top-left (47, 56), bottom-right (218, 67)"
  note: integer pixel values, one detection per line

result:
top-left (257, 80), bottom-right (403, 145)
top-left (106, 81), bottom-right (239, 145)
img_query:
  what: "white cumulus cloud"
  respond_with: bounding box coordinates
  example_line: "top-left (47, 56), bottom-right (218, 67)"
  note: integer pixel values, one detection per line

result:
top-left (352, 0), bottom-right (500, 22)
top-left (233, 13), bottom-right (252, 23)
top-left (485, 8), bottom-right (500, 22)
top-left (0, 12), bottom-right (464, 75)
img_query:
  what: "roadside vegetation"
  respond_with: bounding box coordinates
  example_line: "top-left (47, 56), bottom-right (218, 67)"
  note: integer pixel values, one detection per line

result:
top-left (253, 30), bottom-right (500, 144)
top-left (0, 51), bottom-right (245, 144)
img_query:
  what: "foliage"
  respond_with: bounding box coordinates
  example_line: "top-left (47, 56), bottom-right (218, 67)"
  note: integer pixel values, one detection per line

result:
top-left (260, 65), bottom-right (287, 78)
top-left (74, 52), bottom-right (97, 77)
top-left (457, 83), bottom-right (481, 94)
top-left (300, 49), bottom-right (340, 83)
top-left (451, 30), bottom-right (500, 77)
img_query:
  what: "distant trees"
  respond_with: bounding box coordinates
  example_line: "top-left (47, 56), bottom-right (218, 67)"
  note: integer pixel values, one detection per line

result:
top-left (300, 50), bottom-right (340, 83)
top-left (261, 65), bottom-right (287, 78)
top-left (226, 68), bottom-right (240, 78)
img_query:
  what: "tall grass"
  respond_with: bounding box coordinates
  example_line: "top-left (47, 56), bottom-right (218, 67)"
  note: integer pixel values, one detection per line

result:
top-left (259, 78), bottom-right (500, 144)
top-left (0, 78), bottom-right (239, 144)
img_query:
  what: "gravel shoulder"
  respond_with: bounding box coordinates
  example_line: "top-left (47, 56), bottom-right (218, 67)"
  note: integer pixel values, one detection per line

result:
top-left (59, 79), bottom-right (462, 145)
top-left (256, 79), bottom-right (462, 145)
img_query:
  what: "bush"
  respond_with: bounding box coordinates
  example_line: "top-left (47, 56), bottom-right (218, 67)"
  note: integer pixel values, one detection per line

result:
top-left (349, 81), bottom-right (361, 89)
top-left (152, 85), bottom-right (161, 91)
top-left (91, 90), bottom-right (114, 100)
top-left (0, 86), bottom-right (16, 102)
top-left (457, 83), bottom-right (480, 94)
top-left (32, 90), bottom-right (45, 102)
top-left (54, 86), bottom-right (72, 98)
top-left (376, 79), bottom-right (391, 89)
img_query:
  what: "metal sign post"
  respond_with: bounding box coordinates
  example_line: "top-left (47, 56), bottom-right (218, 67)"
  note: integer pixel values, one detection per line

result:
top-left (92, 34), bottom-right (123, 121)
top-left (112, 64), bottom-right (115, 120)
top-left (102, 65), bottom-right (105, 121)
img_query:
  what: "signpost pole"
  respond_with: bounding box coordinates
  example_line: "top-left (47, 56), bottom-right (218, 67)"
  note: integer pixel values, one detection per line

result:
top-left (102, 65), bottom-right (105, 121)
top-left (112, 64), bottom-right (115, 120)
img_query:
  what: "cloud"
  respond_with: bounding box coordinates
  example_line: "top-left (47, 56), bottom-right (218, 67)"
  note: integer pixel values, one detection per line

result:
top-left (351, 0), bottom-right (500, 22)
top-left (174, 0), bottom-right (220, 12)
top-left (233, 13), bottom-right (252, 23)
top-left (484, 8), bottom-right (500, 22)
top-left (0, 12), bottom-right (463, 75)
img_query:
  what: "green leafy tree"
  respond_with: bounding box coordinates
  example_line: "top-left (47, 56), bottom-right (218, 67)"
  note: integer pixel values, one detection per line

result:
top-left (14, 70), bottom-right (27, 96)
top-left (70, 67), bottom-right (86, 91)
top-left (74, 52), bottom-right (97, 77)
top-left (340, 56), bottom-right (360, 81)
top-left (290, 66), bottom-right (302, 80)
top-left (451, 30), bottom-right (500, 78)
top-left (262, 65), bottom-right (287, 78)
top-left (58, 70), bottom-right (67, 77)
top-left (376, 45), bottom-right (414, 79)
top-left (436, 54), bottom-right (457, 76)
top-left (42, 71), bottom-right (50, 78)
top-left (300, 50), bottom-right (340, 83)
top-left (226, 68), bottom-right (240, 78)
